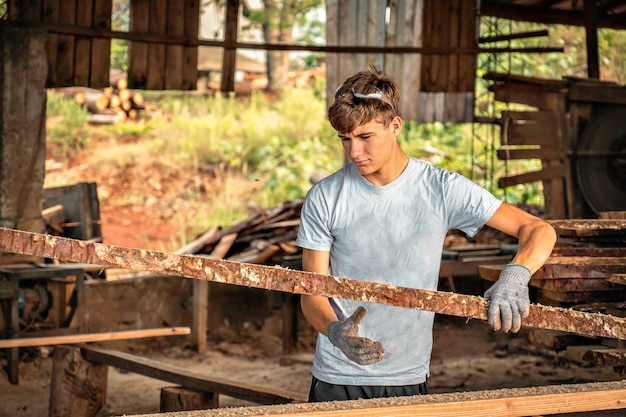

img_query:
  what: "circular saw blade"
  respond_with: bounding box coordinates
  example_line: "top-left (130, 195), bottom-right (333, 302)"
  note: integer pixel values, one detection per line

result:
top-left (576, 105), bottom-right (626, 214)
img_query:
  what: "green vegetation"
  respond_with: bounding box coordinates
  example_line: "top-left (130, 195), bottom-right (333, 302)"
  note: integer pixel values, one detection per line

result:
top-left (46, 92), bottom-right (91, 161)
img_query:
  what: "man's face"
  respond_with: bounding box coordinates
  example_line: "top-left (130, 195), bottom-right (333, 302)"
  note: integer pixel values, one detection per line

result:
top-left (338, 117), bottom-right (401, 183)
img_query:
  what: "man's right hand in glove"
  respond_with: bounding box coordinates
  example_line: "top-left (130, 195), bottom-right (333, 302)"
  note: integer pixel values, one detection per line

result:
top-left (327, 306), bottom-right (386, 365)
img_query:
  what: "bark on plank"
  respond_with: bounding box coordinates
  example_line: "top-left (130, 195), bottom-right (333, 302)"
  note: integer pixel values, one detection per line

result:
top-left (548, 219), bottom-right (626, 236)
top-left (125, 380), bottom-right (626, 417)
top-left (479, 259), bottom-right (626, 280)
top-left (1, 228), bottom-right (626, 340)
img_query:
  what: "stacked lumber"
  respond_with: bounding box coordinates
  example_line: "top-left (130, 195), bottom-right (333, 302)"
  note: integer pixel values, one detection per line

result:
top-left (479, 217), bottom-right (626, 373)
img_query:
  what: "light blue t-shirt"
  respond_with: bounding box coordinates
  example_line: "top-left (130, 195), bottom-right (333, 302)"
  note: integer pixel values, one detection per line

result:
top-left (296, 158), bottom-right (502, 386)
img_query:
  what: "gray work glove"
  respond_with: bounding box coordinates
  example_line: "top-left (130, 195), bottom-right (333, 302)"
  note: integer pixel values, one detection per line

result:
top-left (327, 306), bottom-right (386, 365)
top-left (484, 263), bottom-right (532, 333)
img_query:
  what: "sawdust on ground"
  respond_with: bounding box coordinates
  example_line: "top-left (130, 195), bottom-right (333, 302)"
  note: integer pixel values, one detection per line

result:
top-left (1, 316), bottom-right (624, 417)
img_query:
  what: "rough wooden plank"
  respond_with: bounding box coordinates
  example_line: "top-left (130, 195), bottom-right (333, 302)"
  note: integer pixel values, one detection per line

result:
top-left (174, 227), bottom-right (220, 255)
top-left (127, 380), bottom-right (626, 417)
top-left (535, 278), bottom-right (619, 292)
top-left (552, 247), bottom-right (626, 257)
top-left (496, 147), bottom-right (562, 161)
top-left (608, 274), bottom-right (626, 286)
top-left (182, 0), bottom-right (200, 90)
top-left (81, 346), bottom-right (307, 404)
top-left (526, 328), bottom-right (596, 351)
top-left (582, 347), bottom-right (626, 367)
top-left (128, 0), bottom-right (150, 88)
top-left (165, 0), bottom-right (185, 90)
top-left (547, 219), bottom-right (626, 236)
top-left (541, 289), bottom-right (625, 303)
top-left (478, 256), bottom-right (626, 281)
top-left (73, 0), bottom-right (93, 86)
top-left (498, 165), bottom-right (564, 188)
top-left (569, 82), bottom-right (626, 105)
top-left (1, 228), bottom-right (626, 340)
top-left (0, 327), bottom-right (190, 348)
top-left (146, 0), bottom-right (167, 89)
top-left (90, 0), bottom-right (112, 88)
top-left (53, 0), bottom-right (77, 87)
top-left (503, 119), bottom-right (559, 147)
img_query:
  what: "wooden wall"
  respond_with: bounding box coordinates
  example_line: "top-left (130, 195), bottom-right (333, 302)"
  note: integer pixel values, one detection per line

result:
top-left (326, 0), bottom-right (477, 123)
top-left (127, 0), bottom-right (199, 90)
top-left (41, 0), bottom-right (112, 88)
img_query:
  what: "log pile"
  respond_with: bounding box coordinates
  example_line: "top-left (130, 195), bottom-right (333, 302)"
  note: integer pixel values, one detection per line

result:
top-left (479, 217), bottom-right (626, 374)
top-left (54, 78), bottom-right (150, 125)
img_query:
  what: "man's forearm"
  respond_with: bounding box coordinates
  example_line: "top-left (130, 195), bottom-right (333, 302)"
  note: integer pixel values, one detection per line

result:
top-left (301, 294), bottom-right (338, 336)
top-left (511, 220), bottom-right (557, 273)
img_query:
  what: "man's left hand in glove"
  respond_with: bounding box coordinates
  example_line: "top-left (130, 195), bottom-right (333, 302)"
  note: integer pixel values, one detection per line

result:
top-left (484, 263), bottom-right (532, 333)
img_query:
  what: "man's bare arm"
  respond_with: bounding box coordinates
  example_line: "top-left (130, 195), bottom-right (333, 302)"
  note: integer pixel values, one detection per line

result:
top-left (300, 248), bottom-right (337, 336)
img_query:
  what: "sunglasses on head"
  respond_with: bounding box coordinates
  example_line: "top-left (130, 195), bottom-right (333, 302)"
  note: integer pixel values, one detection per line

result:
top-left (336, 83), bottom-right (394, 108)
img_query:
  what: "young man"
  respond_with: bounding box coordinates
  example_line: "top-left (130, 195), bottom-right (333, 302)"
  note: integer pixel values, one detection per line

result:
top-left (296, 67), bottom-right (557, 402)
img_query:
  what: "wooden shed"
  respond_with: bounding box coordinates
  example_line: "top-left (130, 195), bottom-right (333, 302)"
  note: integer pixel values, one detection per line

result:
top-left (1, 0), bottom-right (626, 226)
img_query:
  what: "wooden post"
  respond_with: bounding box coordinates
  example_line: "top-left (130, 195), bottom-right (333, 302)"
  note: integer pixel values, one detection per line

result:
top-left (584, 0), bottom-right (600, 79)
top-left (0, 27), bottom-right (47, 236)
top-left (160, 386), bottom-right (219, 412)
top-left (49, 346), bottom-right (108, 417)
top-left (221, 0), bottom-right (240, 93)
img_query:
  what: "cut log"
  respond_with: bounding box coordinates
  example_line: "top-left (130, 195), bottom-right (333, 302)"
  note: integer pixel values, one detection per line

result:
top-left (49, 346), bottom-right (107, 417)
top-left (1, 227), bottom-right (625, 340)
top-left (0, 327), bottom-right (190, 348)
top-left (160, 386), bottom-right (219, 412)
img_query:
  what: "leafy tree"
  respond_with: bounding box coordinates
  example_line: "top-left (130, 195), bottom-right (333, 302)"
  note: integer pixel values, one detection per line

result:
top-left (243, 0), bottom-right (323, 94)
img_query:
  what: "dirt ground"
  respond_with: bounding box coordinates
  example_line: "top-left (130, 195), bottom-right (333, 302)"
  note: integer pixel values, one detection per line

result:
top-left (1, 314), bottom-right (625, 417)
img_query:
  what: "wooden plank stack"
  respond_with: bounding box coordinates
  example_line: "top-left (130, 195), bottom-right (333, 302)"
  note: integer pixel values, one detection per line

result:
top-left (479, 217), bottom-right (626, 373)
top-left (326, 0), bottom-right (477, 123)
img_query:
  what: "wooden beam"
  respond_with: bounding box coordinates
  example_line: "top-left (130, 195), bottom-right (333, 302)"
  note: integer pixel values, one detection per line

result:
top-left (1, 228), bottom-right (626, 340)
top-left (221, 0), bottom-right (240, 93)
top-left (497, 165), bottom-right (564, 188)
top-left (569, 82), bottom-right (626, 106)
top-left (0, 327), bottom-right (190, 348)
top-left (480, 0), bottom-right (626, 30)
top-left (127, 380), bottom-right (626, 417)
top-left (584, 0), bottom-right (600, 79)
top-left (81, 346), bottom-right (307, 404)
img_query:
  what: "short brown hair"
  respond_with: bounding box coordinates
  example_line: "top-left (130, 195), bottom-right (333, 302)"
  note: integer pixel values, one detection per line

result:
top-left (328, 67), bottom-right (400, 134)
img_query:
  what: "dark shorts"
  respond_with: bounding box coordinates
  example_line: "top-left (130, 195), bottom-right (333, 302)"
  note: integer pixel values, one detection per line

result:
top-left (308, 376), bottom-right (428, 402)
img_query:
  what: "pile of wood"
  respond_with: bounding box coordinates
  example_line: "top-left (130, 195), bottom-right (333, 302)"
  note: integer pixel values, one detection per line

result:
top-left (179, 200), bottom-right (303, 268)
top-left (53, 78), bottom-right (150, 125)
top-left (479, 217), bottom-right (626, 374)
top-left (73, 78), bottom-right (146, 124)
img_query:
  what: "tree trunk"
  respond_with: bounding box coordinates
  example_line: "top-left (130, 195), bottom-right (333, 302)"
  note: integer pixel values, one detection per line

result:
top-left (262, 0), bottom-right (295, 94)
